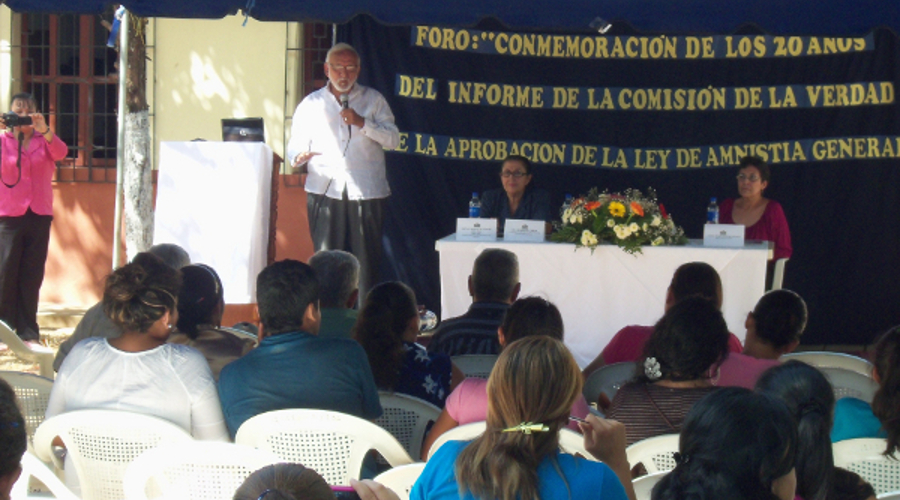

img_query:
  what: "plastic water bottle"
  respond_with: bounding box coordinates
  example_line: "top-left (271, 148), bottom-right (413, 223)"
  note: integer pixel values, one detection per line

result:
top-left (560, 194), bottom-right (573, 218)
top-left (469, 192), bottom-right (481, 218)
top-left (706, 197), bottom-right (719, 224)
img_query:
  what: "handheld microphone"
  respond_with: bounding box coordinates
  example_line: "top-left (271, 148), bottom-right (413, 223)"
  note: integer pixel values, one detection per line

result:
top-left (340, 93), bottom-right (351, 144)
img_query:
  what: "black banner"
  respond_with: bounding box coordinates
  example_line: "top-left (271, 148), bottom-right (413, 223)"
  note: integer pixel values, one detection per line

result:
top-left (343, 17), bottom-right (900, 346)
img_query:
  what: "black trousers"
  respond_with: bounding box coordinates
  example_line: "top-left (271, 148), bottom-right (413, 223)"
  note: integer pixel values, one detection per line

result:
top-left (0, 209), bottom-right (52, 341)
top-left (307, 191), bottom-right (383, 304)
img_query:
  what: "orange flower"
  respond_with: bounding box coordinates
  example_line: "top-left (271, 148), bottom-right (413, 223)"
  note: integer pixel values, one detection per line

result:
top-left (630, 201), bottom-right (645, 217)
top-left (584, 201), bottom-right (601, 211)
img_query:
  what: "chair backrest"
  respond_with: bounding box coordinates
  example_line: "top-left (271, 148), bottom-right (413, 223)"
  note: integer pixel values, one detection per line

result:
top-left (11, 451), bottom-right (80, 500)
top-left (625, 434), bottom-right (681, 474)
top-left (122, 441), bottom-right (282, 500)
top-left (426, 421), bottom-right (486, 460)
top-left (0, 320), bottom-right (55, 379)
top-left (833, 438), bottom-right (900, 496)
top-left (632, 471), bottom-right (669, 500)
top-left (878, 491), bottom-right (900, 500)
top-left (376, 392), bottom-right (441, 459)
top-left (33, 409), bottom-right (194, 500)
top-left (235, 409), bottom-right (413, 485)
top-left (769, 257), bottom-right (789, 291)
top-left (0, 371), bottom-right (53, 451)
top-left (450, 355), bottom-right (499, 379)
top-left (781, 351), bottom-right (874, 377)
top-left (219, 325), bottom-right (259, 343)
top-left (372, 463), bottom-right (426, 500)
top-left (583, 362), bottom-right (637, 408)
top-left (558, 428), bottom-right (595, 460)
top-left (819, 367), bottom-right (879, 403)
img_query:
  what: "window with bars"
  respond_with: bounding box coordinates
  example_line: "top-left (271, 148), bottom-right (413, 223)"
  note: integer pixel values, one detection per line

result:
top-left (20, 12), bottom-right (119, 182)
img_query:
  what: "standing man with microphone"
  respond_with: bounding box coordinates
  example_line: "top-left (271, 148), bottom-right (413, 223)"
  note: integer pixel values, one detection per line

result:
top-left (287, 43), bottom-right (399, 303)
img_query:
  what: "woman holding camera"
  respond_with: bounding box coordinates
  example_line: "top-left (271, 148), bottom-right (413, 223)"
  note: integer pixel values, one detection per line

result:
top-left (0, 92), bottom-right (67, 343)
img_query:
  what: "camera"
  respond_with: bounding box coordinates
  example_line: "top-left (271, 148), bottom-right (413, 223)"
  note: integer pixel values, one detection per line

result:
top-left (1, 112), bottom-right (32, 127)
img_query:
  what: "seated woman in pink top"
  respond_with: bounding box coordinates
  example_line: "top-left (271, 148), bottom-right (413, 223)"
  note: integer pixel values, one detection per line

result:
top-left (719, 155), bottom-right (792, 261)
top-left (419, 297), bottom-right (590, 460)
top-left (714, 289), bottom-right (807, 389)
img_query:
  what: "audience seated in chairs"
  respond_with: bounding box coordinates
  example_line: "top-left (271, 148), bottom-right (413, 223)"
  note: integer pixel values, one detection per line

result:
top-left (756, 361), bottom-right (875, 500)
top-left (412, 336), bottom-right (636, 500)
top-left (53, 243), bottom-right (191, 371)
top-left (714, 289), bottom-right (808, 389)
top-left (309, 250), bottom-right (362, 340)
top-left (607, 296), bottom-right (728, 446)
top-left (582, 262), bottom-right (743, 377)
top-left (832, 325), bottom-right (900, 447)
top-left (168, 264), bottom-right (255, 380)
top-left (353, 281), bottom-right (463, 408)
top-left (0, 377), bottom-right (27, 499)
top-left (218, 259), bottom-right (381, 438)
top-left (47, 253), bottom-right (228, 441)
top-left (420, 297), bottom-right (590, 460)
top-left (427, 249), bottom-right (520, 357)
top-left (653, 387), bottom-right (798, 500)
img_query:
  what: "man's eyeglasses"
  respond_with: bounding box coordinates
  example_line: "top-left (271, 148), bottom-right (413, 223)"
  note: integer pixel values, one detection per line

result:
top-left (736, 174), bottom-right (761, 182)
top-left (501, 171), bottom-right (529, 178)
top-left (328, 63), bottom-right (358, 72)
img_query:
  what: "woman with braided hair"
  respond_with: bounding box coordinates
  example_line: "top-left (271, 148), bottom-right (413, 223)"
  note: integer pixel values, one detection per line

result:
top-left (46, 253), bottom-right (228, 441)
top-left (411, 336), bottom-right (635, 500)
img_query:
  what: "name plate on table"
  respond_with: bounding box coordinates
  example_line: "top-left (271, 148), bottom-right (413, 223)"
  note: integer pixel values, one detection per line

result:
top-left (456, 218), bottom-right (498, 241)
top-left (703, 224), bottom-right (745, 247)
top-left (503, 219), bottom-right (545, 242)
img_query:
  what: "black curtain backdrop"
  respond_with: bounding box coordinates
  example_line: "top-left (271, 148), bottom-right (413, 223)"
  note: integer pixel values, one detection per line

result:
top-left (342, 17), bottom-right (900, 346)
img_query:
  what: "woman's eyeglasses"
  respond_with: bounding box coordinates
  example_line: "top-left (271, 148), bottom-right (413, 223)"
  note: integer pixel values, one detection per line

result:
top-left (736, 174), bottom-right (761, 182)
top-left (501, 171), bottom-right (529, 178)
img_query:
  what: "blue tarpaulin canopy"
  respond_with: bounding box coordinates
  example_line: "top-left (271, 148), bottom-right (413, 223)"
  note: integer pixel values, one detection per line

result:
top-left (5, 0), bottom-right (900, 34)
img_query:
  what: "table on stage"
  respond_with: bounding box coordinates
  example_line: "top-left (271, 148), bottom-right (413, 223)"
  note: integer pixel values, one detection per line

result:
top-left (436, 235), bottom-right (772, 367)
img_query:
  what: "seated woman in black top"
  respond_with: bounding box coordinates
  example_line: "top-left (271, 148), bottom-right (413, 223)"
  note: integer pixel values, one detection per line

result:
top-left (480, 155), bottom-right (551, 230)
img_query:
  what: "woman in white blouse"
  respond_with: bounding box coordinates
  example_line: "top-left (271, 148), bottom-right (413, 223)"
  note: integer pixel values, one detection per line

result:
top-left (47, 252), bottom-right (228, 441)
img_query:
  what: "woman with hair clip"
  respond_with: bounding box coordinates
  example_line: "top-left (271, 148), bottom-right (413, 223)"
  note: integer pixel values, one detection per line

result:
top-left (756, 361), bottom-right (875, 500)
top-left (832, 326), bottom-right (900, 456)
top-left (412, 336), bottom-right (635, 500)
top-left (168, 264), bottom-right (255, 380)
top-left (353, 281), bottom-right (463, 407)
top-left (420, 296), bottom-right (591, 460)
top-left (0, 92), bottom-right (67, 343)
top-left (653, 388), bottom-right (798, 500)
top-left (47, 253), bottom-right (228, 441)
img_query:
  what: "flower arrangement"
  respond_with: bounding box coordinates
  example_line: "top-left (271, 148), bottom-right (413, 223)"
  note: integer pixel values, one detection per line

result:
top-left (551, 187), bottom-right (688, 254)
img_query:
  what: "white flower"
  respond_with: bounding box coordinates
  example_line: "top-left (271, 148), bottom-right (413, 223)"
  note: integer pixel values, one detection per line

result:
top-left (642, 223), bottom-right (649, 232)
top-left (614, 225), bottom-right (631, 239)
top-left (574, 213), bottom-right (584, 224)
top-left (606, 219), bottom-right (615, 228)
top-left (644, 357), bottom-right (663, 380)
top-left (562, 208), bottom-right (573, 224)
top-left (652, 236), bottom-right (665, 246)
top-left (581, 229), bottom-right (598, 246)
top-left (651, 215), bottom-right (662, 227)
top-left (629, 222), bottom-right (640, 233)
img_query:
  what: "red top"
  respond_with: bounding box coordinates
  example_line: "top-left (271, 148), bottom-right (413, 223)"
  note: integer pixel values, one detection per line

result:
top-left (0, 131), bottom-right (67, 217)
top-left (601, 324), bottom-right (743, 365)
top-left (719, 198), bottom-right (793, 260)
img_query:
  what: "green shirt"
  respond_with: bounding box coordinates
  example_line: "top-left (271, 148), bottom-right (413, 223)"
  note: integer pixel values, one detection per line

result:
top-left (318, 308), bottom-right (358, 339)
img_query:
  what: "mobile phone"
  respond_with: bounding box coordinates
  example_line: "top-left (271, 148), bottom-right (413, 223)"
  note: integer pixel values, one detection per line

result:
top-left (331, 485), bottom-right (361, 500)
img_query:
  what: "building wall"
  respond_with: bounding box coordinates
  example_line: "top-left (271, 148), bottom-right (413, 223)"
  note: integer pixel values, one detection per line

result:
top-left (0, 12), bottom-right (316, 315)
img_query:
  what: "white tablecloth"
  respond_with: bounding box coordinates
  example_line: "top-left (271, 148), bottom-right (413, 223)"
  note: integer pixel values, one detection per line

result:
top-left (436, 235), bottom-right (771, 367)
top-left (154, 141), bottom-right (273, 304)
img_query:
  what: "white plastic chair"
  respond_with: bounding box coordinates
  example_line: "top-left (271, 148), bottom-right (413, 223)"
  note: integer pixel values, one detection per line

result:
top-left (819, 367), bottom-right (879, 403)
top-left (582, 362), bottom-right (636, 408)
top-left (122, 441), bottom-right (282, 500)
top-left (833, 438), bottom-right (900, 495)
top-left (234, 409), bottom-right (413, 485)
top-left (781, 351), bottom-right (874, 377)
top-left (625, 434), bottom-right (681, 474)
top-left (558, 428), bottom-right (596, 461)
top-left (10, 451), bottom-right (80, 500)
top-left (372, 463), bottom-right (426, 500)
top-left (376, 392), bottom-right (441, 459)
top-left (632, 471), bottom-right (669, 500)
top-left (0, 371), bottom-right (53, 451)
top-left (218, 325), bottom-right (258, 343)
top-left (0, 320), bottom-right (54, 379)
top-left (878, 491), bottom-right (900, 500)
top-left (426, 421), bottom-right (486, 460)
top-left (769, 257), bottom-right (789, 291)
top-left (33, 409), bottom-right (194, 500)
top-left (450, 355), bottom-right (498, 379)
